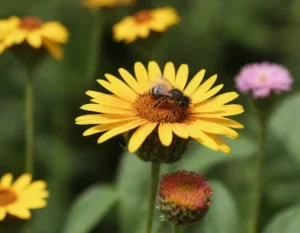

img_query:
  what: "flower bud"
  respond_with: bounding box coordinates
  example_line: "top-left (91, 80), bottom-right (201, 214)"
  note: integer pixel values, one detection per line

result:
top-left (158, 170), bottom-right (213, 225)
top-left (124, 131), bottom-right (189, 164)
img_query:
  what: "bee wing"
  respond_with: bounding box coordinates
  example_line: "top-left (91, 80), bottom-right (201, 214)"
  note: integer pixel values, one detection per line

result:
top-left (155, 75), bottom-right (175, 90)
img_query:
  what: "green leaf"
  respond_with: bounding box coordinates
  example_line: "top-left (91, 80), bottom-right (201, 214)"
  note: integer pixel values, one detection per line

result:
top-left (189, 181), bottom-right (240, 233)
top-left (116, 154), bottom-right (149, 233)
top-left (172, 136), bottom-right (255, 173)
top-left (271, 93), bottom-right (300, 164)
top-left (262, 204), bottom-right (300, 233)
top-left (63, 185), bottom-right (118, 233)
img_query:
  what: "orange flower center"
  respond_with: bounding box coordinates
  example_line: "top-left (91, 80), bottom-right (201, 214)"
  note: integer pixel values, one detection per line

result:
top-left (259, 75), bottom-right (267, 83)
top-left (134, 10), bottom-right (153, 24)
top-left (0, 189), bottom-right (17, 206)
top-left (19, 17), bottom-right (43, 30)
top-left (133, 93), bottom-right (191, 123)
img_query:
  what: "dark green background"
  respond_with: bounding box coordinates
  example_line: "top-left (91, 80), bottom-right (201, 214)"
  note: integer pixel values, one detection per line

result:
top-left (1, 0), bottom-right (300, 233)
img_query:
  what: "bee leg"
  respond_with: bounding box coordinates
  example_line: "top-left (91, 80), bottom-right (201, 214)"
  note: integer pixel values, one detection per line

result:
top-left (172, 101), bottom-right (178, 116)
top-left (152, 96), bottom-right (168, 108)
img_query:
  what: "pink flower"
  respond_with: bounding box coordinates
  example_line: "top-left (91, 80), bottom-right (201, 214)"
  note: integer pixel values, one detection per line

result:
top-left (235, 62), bottom-right (293, 98)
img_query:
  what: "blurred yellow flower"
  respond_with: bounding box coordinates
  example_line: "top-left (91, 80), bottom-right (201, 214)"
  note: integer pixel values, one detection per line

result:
top-left (0, 16), bottom-right (69, 60)
top-left (82, 0), bottom-right (135, 8)
top-left (113, 7), bottom-right (180, 43)
top-left (0, 173), bottom-right (49, 221)
top-left (76, 61), bottom-right (244, 154)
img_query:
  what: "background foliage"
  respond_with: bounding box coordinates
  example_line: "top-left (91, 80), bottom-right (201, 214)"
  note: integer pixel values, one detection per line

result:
top-left (0, 0), bottom-right (300, 233)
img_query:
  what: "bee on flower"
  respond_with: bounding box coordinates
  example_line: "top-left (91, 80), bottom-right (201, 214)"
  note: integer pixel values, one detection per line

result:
top-left (76, 61), bottom-right (244, 163)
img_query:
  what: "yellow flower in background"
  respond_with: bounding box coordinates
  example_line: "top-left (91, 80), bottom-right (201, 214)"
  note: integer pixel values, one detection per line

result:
top-left (76, 61), bottom-right (244, 154)
top-left (113, 7), bottom-right (180, 43)
top-left (0, 173), bottom-right (49, 221)
top-left (82, 0), bottom-right (135, 8)
top-left (0, 16), bottom-right (69, 60)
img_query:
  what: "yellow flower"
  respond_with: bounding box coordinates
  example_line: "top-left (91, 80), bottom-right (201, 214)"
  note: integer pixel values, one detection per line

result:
top-left (76, 61), bottom-right (244, 154)
top-left (113, 7), bottom-right (180, 43)
top-left (82, 0), bottom-right (135, 8)
top-left (0, 173), bottom-right (49, 221)
top-left (0, 16), bottom-right (69, 60)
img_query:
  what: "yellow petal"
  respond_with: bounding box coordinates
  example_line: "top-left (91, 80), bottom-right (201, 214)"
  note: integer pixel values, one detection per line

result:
top-left (184, 69), bottom-right (206, 95)
top-left (197, 117), bottom-right (244, 129)
top-left (195, 92), bottom-right (240, 111)
top-left (194, 135), bottom-right (218, 151)
top-left (97, 79), bottom-right (136, 102)
top-left (97, 119), bottom-right (148, 143)
top-left (22, 180), bottom-right (47, 193)
top-left (192, 84), bottom-right (223, 103)
top-left (118, 68), bottom-right (142, 94)
top-left (41, 22), bottom-right (69, 43)
top-left (80, 103), bottom-right (133, 115)
top-left (26, 30), bottom-right (42, 48)
top-left (193, 120), bottom-right (239, 139)
top-left (137, 26), bottom-right (150, 38)
top-left (191, 109), bottom-right (241, 118)
top-left (194, 104), bottom-right (244, 115)
top-left (148, 61), bottom-right (162, 81)
top-left (86, 91), bottom-right (132, 109)
top-left (12, 174), bottom-right (32, 191)
top-left (82, 120), bottom-right (136, 136)
top-left (0, 208), bottom-right (7, 221)
top-left (0, 173), bottom-right (13, 187)
top-left (104, 74), bottom-right (138, 100)
top-left (134, 62), bottom-right (150, 91)
top-left (192, 74), bottom-right (218, 100)
top-left (10, 30), bottom-right (26, 44)
top-left (169, 123), bottom-right (189, 139)
top-left (163, 62), bottom-right (176, 85)
top-left (23, 189), bottom-right (49, 199)
top-left (76, 114), bottom-right (136, 125)
top-left (7, 205), bottom-right (31, 219)
top-left (24, 199), bottom-right (47, 209)
top-left (128, 122), bottom-right (158, 152)
top-left (175, 64), bottom-right (188, 90)
top-left (43, 38), bottom-right (63, 60)
top-left (158, 123), bottom-right (173, 146)
top-left (187, 124), bottom-right (218, 151)
top-left (206, 133), bottom-right (231, 154)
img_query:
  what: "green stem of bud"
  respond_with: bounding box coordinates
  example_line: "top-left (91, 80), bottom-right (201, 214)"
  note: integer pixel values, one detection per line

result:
top-left (251, 106), bottom-right (269, 233)
top-left (25, 68), bottom-right (34, 176)
top-left (145, 162), bottom-right (160, 233)
top-left (172, 225), bottom-right (182, 233)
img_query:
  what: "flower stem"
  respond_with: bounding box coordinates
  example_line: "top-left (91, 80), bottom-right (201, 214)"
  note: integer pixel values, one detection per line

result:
top-left (251, 111), bottom-right (268, 233)
top-left (25, 68), bottom-right (34, 175)
top-left (145, 162), bottom-right (161, 233)
top-left (87, 8), bottom-right (102, 85)
top-left (172, 225), bottom-right (182, 233)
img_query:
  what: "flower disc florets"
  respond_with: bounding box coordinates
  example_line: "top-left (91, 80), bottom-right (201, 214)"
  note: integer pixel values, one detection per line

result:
top-left (158, 170), bottom-right (213, 225)
top-left (133, 93), bottom-right (191, 123)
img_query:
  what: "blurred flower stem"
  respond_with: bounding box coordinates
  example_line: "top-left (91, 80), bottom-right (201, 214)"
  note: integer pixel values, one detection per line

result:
top-left (25, 68), bottom-right (34, 175)
top-left (251, 102), bottom-right (270, 233)
top-left (145, 162), bottom-right (160, 233)
top-left (87, 8), bottom-right (102, 85)
top-left (172, 225), bottom-right (182, 233)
